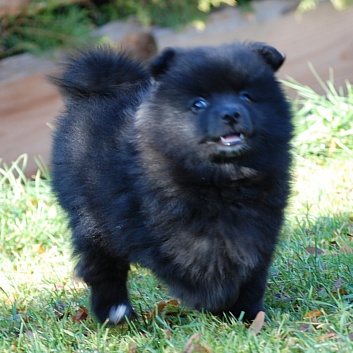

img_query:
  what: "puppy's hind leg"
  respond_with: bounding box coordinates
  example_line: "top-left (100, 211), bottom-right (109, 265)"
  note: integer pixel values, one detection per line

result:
top-left (228, 266), bottom-right (268, 322)
top-left (75, 246), bottom-right (134, 324)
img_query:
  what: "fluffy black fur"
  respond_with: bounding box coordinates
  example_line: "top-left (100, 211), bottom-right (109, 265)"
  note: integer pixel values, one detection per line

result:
top-left (50, 43), bottom-right (293, 323)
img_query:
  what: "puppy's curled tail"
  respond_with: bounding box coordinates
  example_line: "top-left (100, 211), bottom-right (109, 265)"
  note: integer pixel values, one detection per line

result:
top-left (49, 46), bottom-right (151, 100)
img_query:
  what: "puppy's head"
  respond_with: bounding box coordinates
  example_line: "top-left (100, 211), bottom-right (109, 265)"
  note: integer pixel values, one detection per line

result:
top-left (136, 43), bottom-right (292, 181)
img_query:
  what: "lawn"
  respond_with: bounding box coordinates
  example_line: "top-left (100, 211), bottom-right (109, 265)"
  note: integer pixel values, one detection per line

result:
top-left (1, 79), bottom-right (353, 352)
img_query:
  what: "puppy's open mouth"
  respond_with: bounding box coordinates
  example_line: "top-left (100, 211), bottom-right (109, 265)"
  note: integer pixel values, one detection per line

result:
top-left (204, 132), bottom-right (250, 159)
top-left (205, 133), bottom-right (245, 146)
top-left (219, 133), bottom-right (245, 146)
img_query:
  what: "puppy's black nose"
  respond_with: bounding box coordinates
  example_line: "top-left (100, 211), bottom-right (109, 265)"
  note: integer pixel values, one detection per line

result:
top-left (218, 104), bottom-right (254, 136)
top-left (221, 110), bottom-right (240, 125)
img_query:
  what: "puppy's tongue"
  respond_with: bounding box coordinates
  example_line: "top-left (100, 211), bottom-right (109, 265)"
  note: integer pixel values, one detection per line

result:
top-left (219, 134), bottom-right (244, 146)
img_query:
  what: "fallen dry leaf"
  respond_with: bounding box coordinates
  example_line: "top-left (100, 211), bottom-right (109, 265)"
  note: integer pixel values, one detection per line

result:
top-left (183, 333), bottom-right (201, 353)
top-left (304, 317), bottom-right (323, 330)
top-left (22, 315), bottom-right (32, 323)
top-left (25, 329), bottom-right (35, 339)
top-left (344, 219), bottom-right (353, 237)
top-left (340, 240), bottom-right (353, 254)
top-left (328, 139), bottom-right (337, 157)
top-left (162, 329), bottom-right (173, 340)
top-left (29, 197), bottom-right (38, 207)
top-left (73, 306), bottom-right (89, 322)
top-left (8, 309), bottom-right (31, 323)
top-left (249, 311), bottom-right (265, 336)
top-left (182, 333), bottom-right (213, 353)
top-left (4, 294), bottom-right (17, 307)
top-left (32, 244), bottom-right (45, 254)
top-left (128, 344), bottom-right (137, 353)
top-left (304, 310), bottom-right (323, 319)
top-left (332, 278), bottom-right (348, 295)
top-left (305, 246), bottom-right (324, 255)
top-left (299, 324), bottom-right (312, 333)
top-left (55, 283), bottom-right (65, 291)
top-left (146, 299), bottom-right (179, 321)
top-left (334, 278), bottom-right (343, 289)
top-left (53, 302), bottom-right (67, 321)
top-left (316, 332), bottom-right (338, 342)
top-left (274, 293), bottom-right (290, 301)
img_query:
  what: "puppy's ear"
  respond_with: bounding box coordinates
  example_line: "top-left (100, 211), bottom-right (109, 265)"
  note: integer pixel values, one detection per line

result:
top-left (150, 48), bottom-right (176, 79)
top-left (249, 42), bottom-right (285, 72)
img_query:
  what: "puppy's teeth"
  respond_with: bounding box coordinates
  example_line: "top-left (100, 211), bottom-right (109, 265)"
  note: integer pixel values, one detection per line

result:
top-left (239, 133), bottom-right (245, 140)
top-left (220, 135), bottom-right (242, 146)
top-left (220, 136), bottom-right (231, 146)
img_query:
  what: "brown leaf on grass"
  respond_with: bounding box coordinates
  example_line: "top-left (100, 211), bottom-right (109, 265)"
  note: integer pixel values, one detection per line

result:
top-left (315, 332), bottom-right (338, 342)
top-left (249, 311), bottom-right (265, 336)
top-left (328, 139), bottom-right (337, 157)
top-left (32, 244), bottom-right (45, 254)
top-left (303, 317), bottom-right (323, 330)
top-left (25, 329), bottom-right (35, 339)
top-left (22, 315), bottom-right (32, 323)
top-left (334, 289), bottom-right (348, 296)
top-left (55, 283), bottom-right (65, 291)
top-left (334, 278), bottom-right (343, 289)
top-left (305, 246), bottom-right (324, 255)
top-left (8, 307), bottom-right (31, 323)
top-left (73, 306), bottom-right (89, 322)
top-left (299, 324), bottom-right (312, 333)
top-left (304, 310), bottom-right (323, 319)
top-left (182, 333), bottom-right (213, 353)
top-left (183, 333), bottom-right (201, 353)
top-left (332, 278), bottom-right (348, 295)
top-left (345, 219), bottom-right (353, 237)
top-left (274, 293), bottom-right (290, 301)
top-left (128, 344), bottom-right (137, 353)
top-left (340, 240), bottom-right (353, 254)
top-left (162, 329), bottom-right (173, 340)
top-left (330, 240), bottom-right (338, 248)
top-left (4, 294), bottom-right (17, 307)
top-left (53, 302), bottom-right (67, 321)
top-left (303, 310), bottom-right (328, 330)
top-left (29, 197), bottom-right (38, 207)
top-left (146, 299), bottom-right (179, 321)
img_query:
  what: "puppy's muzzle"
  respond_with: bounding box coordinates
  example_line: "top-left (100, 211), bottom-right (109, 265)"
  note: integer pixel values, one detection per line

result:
top-left (218, 104), bottom-right (254, 137)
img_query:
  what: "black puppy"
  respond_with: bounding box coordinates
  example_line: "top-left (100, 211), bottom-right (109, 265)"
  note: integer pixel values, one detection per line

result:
top-left (50, 43), bottom-right (293, 323)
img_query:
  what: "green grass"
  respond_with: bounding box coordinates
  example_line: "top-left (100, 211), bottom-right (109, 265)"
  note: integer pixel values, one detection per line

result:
top-left (1, 80), bottom-right (353, 352)
top-left (283, 68), bottom-right (353, 163)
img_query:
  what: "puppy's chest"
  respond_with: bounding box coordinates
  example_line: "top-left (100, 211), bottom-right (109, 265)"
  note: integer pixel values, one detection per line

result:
top-left (159, 211), bottom-right (261, 279)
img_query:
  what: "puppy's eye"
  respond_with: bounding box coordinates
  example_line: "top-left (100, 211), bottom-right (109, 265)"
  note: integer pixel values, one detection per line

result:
top-left (239, 92), bottom-right (253, 103)
top-left (191, 99), bottom-right (208, 112)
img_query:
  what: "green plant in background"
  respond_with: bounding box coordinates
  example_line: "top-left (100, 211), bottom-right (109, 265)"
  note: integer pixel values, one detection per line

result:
top-left (102, 0), bottom-right (208, 28)
top-left (89, 0), bottom-right (240, 29)
top-left (299, 0), bottom-right (353, 11)
top-left (283, 69), bottom-right (353, 163)
top-left (0, 1), bottom-right (94, 58)
top-left (0, 0), bottom-right (250, 59)
top-left (1, 0), bottom-right (352, 59)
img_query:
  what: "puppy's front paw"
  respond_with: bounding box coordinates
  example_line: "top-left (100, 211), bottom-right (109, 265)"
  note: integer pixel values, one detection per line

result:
top-left (90, 282), bottom-right (134, 324)
top-left (108, 304), bottom-right (134, 324)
